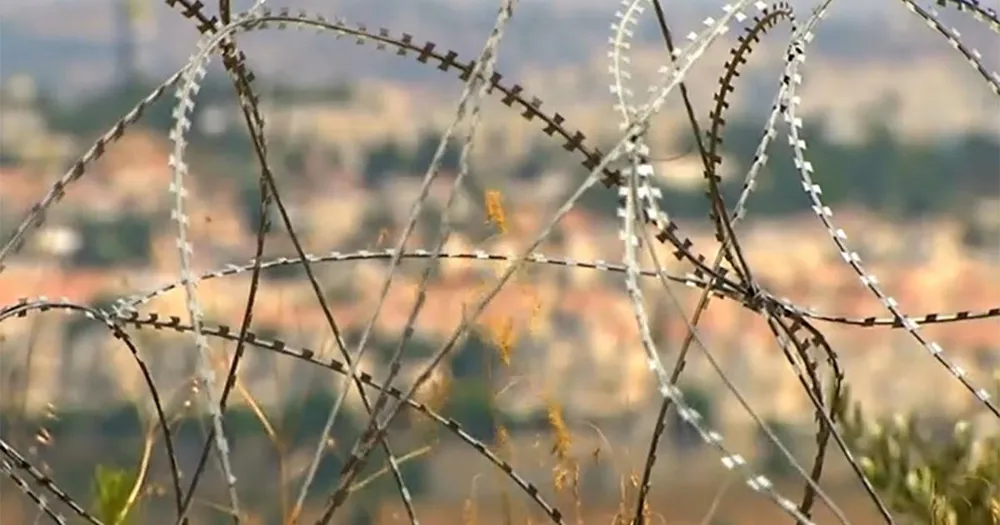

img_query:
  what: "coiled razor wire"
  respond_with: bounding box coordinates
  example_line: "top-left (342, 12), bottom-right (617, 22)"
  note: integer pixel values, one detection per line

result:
top-left (0, 0), bottom-right (997, 523)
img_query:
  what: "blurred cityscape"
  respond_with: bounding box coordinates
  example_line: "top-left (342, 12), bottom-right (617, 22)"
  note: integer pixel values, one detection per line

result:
top-left (0, 0), bottom-right (998, 522)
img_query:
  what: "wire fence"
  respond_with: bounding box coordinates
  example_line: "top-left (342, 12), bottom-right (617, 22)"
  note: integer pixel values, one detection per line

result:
top-left (1, 0), bottom-right (998, 523)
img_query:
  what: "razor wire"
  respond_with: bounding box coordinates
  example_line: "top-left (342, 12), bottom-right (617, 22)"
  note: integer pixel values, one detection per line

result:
top-left (0, 0), bottom-right (997, 523)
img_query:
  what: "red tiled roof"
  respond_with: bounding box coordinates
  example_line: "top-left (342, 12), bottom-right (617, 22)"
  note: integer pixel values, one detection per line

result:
top-left (0, 265), bottom-right (117, 306)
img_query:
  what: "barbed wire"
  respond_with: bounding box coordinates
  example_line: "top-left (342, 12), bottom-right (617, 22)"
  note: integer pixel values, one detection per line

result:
top-left (0, 0), bottom-right (997, 523)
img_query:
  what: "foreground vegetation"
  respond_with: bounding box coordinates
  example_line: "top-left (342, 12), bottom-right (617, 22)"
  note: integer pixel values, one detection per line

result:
top-left (4, 376), bottom-right (995, 524)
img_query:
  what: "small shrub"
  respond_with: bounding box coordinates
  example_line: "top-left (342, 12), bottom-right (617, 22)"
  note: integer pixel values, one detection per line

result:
top-left (90, 464), bottom-right (138, 525)
top-left (836, 383), bottom-right (1000, 524)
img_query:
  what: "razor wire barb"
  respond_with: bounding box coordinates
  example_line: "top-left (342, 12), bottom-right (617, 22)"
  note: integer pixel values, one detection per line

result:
top-left (0, 0), bottom-right (998, 523)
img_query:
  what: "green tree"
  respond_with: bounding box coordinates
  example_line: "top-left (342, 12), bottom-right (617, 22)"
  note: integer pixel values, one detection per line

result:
top-left (758, 418), bottom-right (798, 479)
top-left (72, 213), bottom-right (153, 267)
top-left (237, 179), bottom-right (275, 234)
top-left (44, 81), bottom-right (174, 136)
top-left (410, 131), bottom-right (461, 174)
top-left (449, 333), bottom-right (497, 379)
top-left (363, 140), bottom-right (408, 184)
top-left (444, 377), bottom-right (498, 442)
top-left (836, 382), bottom-right (1000, 524)
top-left (90, 464), bottom-right (139, 525)
top-left (670, 384), bottom-right (716, 450)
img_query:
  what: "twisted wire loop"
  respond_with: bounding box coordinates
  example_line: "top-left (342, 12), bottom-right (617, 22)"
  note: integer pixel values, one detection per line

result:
top-left (1, 458), bottom-right (67, 525)
top-left (161, 3), bottom-right (421, 523)
top-left (0, 0), bottom-right (996, 523)
top-left (1, 439), bottom-right (100, 525)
